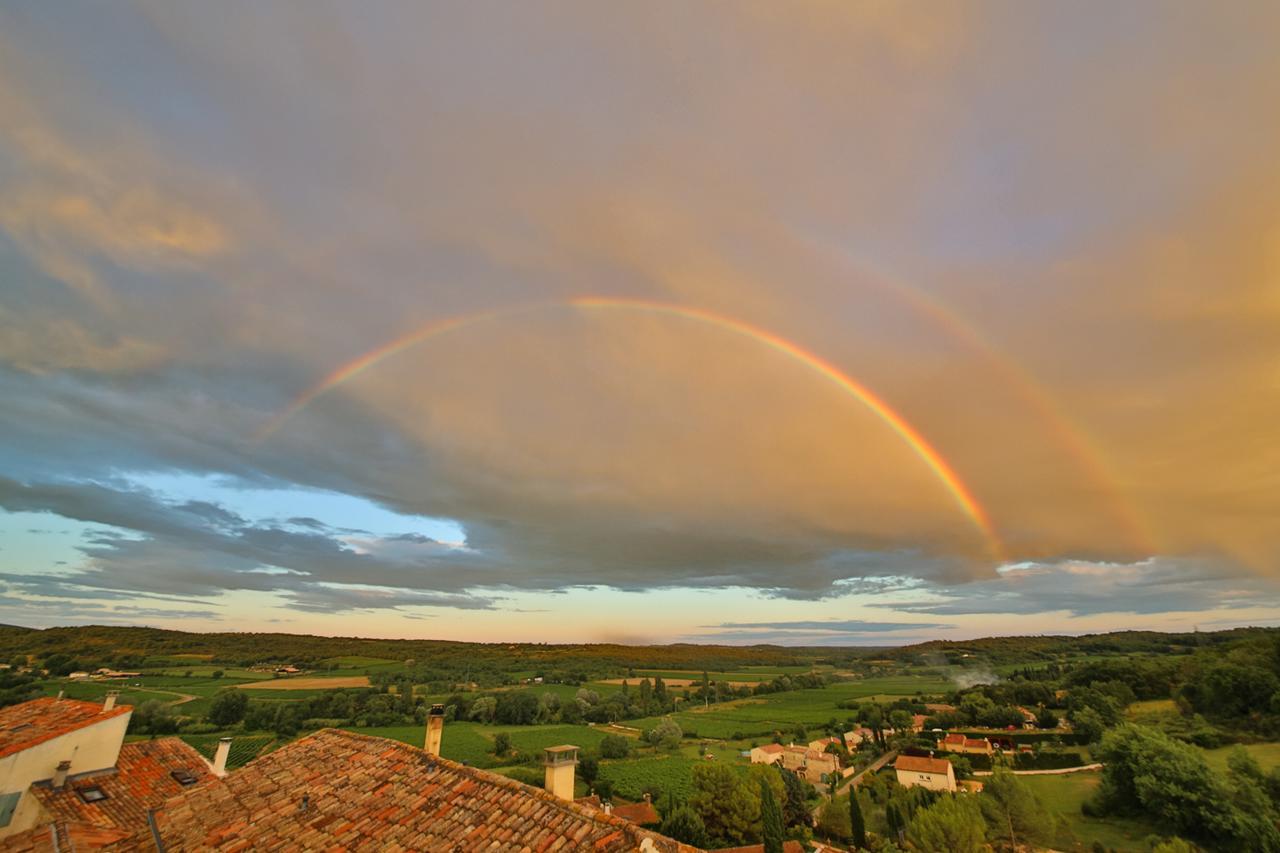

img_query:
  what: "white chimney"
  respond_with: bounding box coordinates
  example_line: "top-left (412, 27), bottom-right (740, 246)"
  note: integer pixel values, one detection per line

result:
top-left (424, 704), bottom-right (445, 757)
top-left (212, 737), bottom-right (232, 777)
top-left (56, 689), bottom-right (65, 700)
top-left (103, 691), bottom-right (119, 712)
top-left (52, 760), bottom-right (71, 788)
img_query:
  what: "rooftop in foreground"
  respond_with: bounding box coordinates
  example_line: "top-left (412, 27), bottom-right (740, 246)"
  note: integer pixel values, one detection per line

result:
top-left (0, 698), bottom-right (131, 759)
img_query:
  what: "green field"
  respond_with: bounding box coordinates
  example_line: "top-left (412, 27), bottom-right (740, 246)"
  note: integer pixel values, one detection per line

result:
top-left (1022, 772), bottom-right (1161, 852)
top-left (1202, 741), bottom-right (1280, 773)
top-left (627, 676), bottom-right (952, 739)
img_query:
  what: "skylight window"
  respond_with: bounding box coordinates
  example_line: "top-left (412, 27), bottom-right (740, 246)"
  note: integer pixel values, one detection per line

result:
top-left (77, 786), bottom-right (108, 803)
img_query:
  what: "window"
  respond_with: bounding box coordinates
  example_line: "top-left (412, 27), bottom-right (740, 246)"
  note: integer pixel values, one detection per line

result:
top-left (0, 791), bottom-right (22, 828)
top-left (170, 769), bottom-right (198, 786)
top-left (76, 786), bottom-right (108, 803)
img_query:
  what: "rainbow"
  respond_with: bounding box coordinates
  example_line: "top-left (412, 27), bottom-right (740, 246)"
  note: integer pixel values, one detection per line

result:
top-left (252, 307), bottom-right (524, 443)
top-left (814, 245), bottom-right (1157, 554)
top-left (255, 297), bottom-right (1003, 557)
top-left (568, 297), bottom-right (1001, 555)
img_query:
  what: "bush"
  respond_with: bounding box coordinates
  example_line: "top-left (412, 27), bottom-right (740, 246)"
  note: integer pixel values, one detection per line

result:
top-left (600, 733), bottom-right (631, 759)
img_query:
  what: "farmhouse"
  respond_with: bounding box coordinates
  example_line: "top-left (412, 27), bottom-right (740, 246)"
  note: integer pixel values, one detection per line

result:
top-left (749, 743), bottom-right (785, 765)
top-left (842, 728), bottom-right (876, 749)
top-left (937, 732), bottom-right (994, 755)
top-left (894, 754), bottom-right (957, 792)
top-left (780, 745), bottom-right (839, 783)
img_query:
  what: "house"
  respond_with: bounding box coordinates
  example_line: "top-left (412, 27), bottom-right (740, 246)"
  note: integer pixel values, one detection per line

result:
top-left (779, 744), bottom-right (839, 783)
top-left (611, 794), bottom-right (661, 827)
top-left (911, 714), bottom-right (928, 732)
top-left (937, 732), bottom-right (993, 755)
top-left (0, 695), bottom-right (135, 840)
top-left (749, 743), bottom-right (784, 765)
top-left (801, 749), bottom-right (839, 784)
top-left (842, 728), bottom-right (875, 749)
top-left (894, 754), bottom-right (957, 792)
top-left (807, 736), bottom-right (842, 753)
top-left (98, 729), bottom-right (700, 851)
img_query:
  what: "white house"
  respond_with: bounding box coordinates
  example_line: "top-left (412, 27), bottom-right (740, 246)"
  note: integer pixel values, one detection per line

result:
top-left (0, 695), bottom-right (133, 839)
top-left (894, 754), bottom-right (957, 793)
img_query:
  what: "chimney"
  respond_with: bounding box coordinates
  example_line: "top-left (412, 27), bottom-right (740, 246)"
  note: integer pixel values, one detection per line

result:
top-left (543, 745), bottom-right (579, 801)
top-left (103, 691), bottom-right (120, 712)
top-left (52, 759), bottom-right (72, 788)
top-left (424, 704), bottom-right (445, 757)
top-left (212, 738), bottom-right (232, 777)
top-left (56, 689), bottom-right (65, 700)
top-left (643, 792), bottom-right (651, 804)
top-left (602, 801), bottom-right (613, 815)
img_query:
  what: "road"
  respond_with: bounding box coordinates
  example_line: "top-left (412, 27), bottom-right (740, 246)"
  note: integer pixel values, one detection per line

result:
top-left (810, 750), bottom-right (897, 821)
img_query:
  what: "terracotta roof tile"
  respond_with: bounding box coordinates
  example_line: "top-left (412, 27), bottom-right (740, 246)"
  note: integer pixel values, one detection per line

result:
top-left (31, 737), bottom-right (212, 834)
top-left (113, 728), bottom-right (700, 852)
top-left (895, 754), bottom-right (952, 775)
top-left (0, 698), bottom-right (131, 759)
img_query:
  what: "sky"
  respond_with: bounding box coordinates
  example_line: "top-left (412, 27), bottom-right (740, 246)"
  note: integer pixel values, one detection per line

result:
top-left (1, 2), bottom-right (1279, 645)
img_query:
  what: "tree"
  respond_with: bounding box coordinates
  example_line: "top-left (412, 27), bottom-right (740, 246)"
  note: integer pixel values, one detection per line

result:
top-left (760, 778), bottom-right (784, 853)
top-left (690, 763), bottom-right (758, 847)
top-left (493, 732), bottom-right (512, 756)
top-left (468, 695), bottom-right (497, 723)
top-left (207, 690), bottom-right (249, 727)
top-left (1072, 706), bottom-right (1106, 744)
top-left (906, 795), bottom-right (987, 853)
top-left (1091, 724), bottom-right (1280, 850)
top-left (779, 768), bottom-right (810, 828)
top-left (659, 805), bottom-right (710, 848)
top-left (646, 717), bottom-right (683, 750)
top-left (599, 733), bottom-right (631, 759)
top-left (579, 754), bottom-right (599, 786)
top-left (1036, 707), bottom-right (1059, 729)
top-left (979, 768), bottom-right (1053, 847)
top-left (494, 691), bottom-right (539, 725)
top-left (849, 787), bottom-right (867, 849)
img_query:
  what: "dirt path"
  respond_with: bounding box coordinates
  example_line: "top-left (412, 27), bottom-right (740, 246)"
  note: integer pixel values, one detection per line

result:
top-left (973, 763), bottom-right (1102, 776)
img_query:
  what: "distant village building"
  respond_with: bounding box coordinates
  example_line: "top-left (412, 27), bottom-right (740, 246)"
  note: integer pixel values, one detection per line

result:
top-left (842, 728), bottom-right (875, 749)
top-left (894, 754), bottom-right (957, 792)
top-left (937, 733), bottom-right (994, 755)
top-left (749, 743), bottom-right (784, 765)
top-left (780, 745), bottom-right (839, 783)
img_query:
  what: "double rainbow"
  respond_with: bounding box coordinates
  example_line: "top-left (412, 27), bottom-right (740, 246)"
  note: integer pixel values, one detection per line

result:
top-left (254, 297), bottom-right (1003, 557)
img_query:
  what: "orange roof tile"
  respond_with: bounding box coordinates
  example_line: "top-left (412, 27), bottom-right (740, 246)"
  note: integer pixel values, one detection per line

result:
top-left (32, 737), bottom-right (212, 833)
top-left (755, 744), bottom-right (784, 753)
top-left (895, 755), bottom-right (952, 775)
top-left (133, 729), bottom-right (699, 852)
top-left (0, 698), bottom-right (131, 759)
top-left (611, 800), bottom-right (661, 826)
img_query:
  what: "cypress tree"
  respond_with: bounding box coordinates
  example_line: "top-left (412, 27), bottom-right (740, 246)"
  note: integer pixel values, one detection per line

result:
top-left (849, 788), bottom-right (867, 849)
top-left (760, 778), bottom-right (785, 853)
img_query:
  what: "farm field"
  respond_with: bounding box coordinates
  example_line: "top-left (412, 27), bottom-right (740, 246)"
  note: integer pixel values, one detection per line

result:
top-left (239, 676), bottom-right (371, 690)
top-left (628, 676), bottom-right (953, 739)
top-left (1022, 771), bottom-right (1160, 852)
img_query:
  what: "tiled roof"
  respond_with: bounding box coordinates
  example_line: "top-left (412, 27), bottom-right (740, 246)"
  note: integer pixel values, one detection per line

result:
top-left (0, 698), bottom-right (131, 759)
top-left (754, 744), bottom-right (784, 754)
top-left (941, 732), bottom-right (966, 745)
top-left (4, 821), bottom-right (132, 852)
top-left (133, 729), bottom-right (700, 851)
top-left (611, 800), bottom-right (660, 826)
top-left (895, 755), bottom-right (952, 775)
top-left (32, 738), bottom-right (212, 832)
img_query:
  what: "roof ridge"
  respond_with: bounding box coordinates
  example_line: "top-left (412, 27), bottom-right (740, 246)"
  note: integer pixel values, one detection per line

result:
top-left (282, 728), bottom-right (656, 838)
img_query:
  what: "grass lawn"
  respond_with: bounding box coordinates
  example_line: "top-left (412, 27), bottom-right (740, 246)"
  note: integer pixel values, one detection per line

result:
top-left (1202, 741), bottom-right (1280, 773)
top-left (1022, 771), bottom-right (1161, 852)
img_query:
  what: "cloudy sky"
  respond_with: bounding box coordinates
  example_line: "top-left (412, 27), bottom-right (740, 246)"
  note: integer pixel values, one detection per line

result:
top-left (2, 2), bottom-right (1278, 644)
